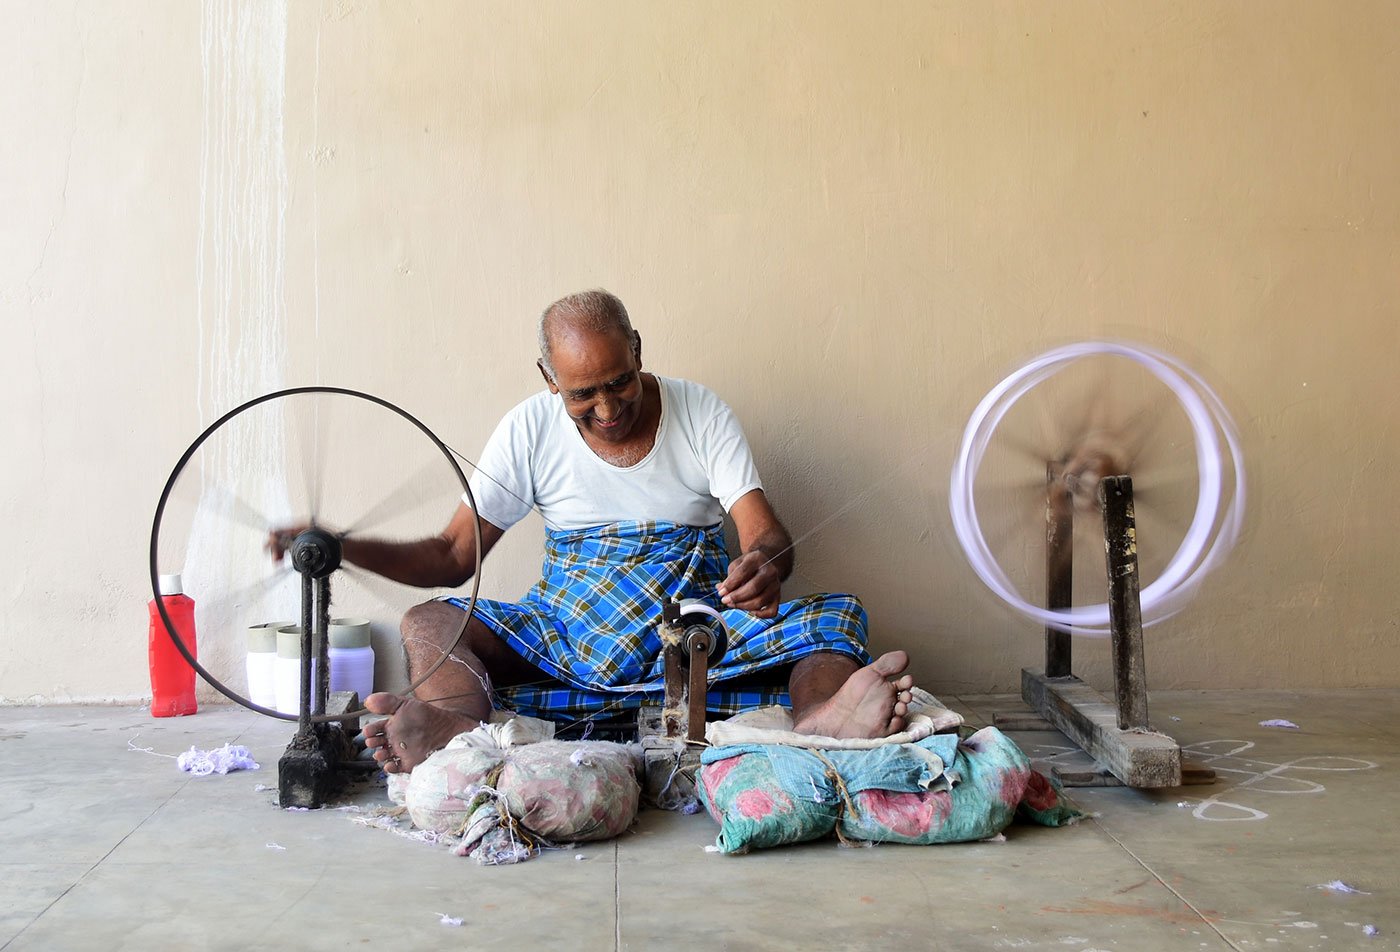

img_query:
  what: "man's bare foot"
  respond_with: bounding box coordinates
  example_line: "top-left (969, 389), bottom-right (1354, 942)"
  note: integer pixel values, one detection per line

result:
top-left (792, 651), bottom-right (915, 740)
top-left (362, 693), bottom-right (480, 774)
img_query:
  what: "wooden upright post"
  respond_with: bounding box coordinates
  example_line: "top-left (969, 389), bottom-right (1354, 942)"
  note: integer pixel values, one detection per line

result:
top-left (687, 640), bottom-right (709, 743)
top-left (1099, 475), bottom-right (1149, 731)
top-left (662, 643), bottom-right (685, 738)
top-left (1021, 472), bottom-right (1181, 787)
top-left (1045, 463), bottom-right (1074, 678)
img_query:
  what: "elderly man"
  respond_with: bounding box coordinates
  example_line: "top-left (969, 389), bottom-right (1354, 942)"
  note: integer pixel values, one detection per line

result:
top-left (311, 290), bottom-right (913, 772)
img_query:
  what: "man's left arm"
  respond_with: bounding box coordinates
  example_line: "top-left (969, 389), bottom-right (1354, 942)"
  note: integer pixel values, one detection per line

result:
top-left (717, 488), bottom-right (793, 619)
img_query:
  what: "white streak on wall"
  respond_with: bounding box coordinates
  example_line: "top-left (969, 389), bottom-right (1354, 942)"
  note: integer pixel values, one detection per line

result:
top-left (188, 0), bottom-right (295, 693)
top-left (311, 4), bottom-right (322, 385)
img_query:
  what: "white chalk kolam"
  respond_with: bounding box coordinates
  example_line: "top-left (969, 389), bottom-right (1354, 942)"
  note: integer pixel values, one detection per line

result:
top-left (949, 341), bottom-right (1245, 637)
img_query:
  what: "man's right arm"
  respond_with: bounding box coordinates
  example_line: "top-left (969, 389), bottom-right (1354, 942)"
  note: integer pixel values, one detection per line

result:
top-left (271, 502), bottom-right (505, 589)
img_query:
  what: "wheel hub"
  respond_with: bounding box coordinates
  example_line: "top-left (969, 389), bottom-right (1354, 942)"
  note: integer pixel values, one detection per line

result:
top-left (289, 527), bottom-right (342, 579)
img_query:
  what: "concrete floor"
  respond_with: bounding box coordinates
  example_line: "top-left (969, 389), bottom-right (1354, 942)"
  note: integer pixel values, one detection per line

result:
top-left (1, 690), bottom-right (1396, 951)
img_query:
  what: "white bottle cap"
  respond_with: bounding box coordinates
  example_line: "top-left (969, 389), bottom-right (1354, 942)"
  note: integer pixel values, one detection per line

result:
top-left (158, 574), bottom-right (184, 596)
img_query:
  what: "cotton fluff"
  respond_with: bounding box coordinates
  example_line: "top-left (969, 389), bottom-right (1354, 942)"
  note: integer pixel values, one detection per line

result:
top-left (177, 743), bottom-right (260, 776)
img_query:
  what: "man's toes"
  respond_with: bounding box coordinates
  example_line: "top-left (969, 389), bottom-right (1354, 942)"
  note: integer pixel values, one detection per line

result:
top-left (363, 720), bottom-right (388, 748)
top-left (364, 692), bottom-right (403, 716)
top-left (887, 715), bottom-right (907, 735)
top-left (892, 673), bottom-right (914, 692)
top-left (868, 650), bottom-right (910, 678)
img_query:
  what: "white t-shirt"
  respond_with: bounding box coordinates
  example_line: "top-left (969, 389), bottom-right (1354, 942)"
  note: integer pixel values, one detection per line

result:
top-left (464, 375), bottom-right (763, 531)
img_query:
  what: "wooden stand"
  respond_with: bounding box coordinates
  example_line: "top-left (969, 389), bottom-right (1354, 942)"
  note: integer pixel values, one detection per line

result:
top-left (640, 602), bottom-right (722, 808)
top-left (1020, 472), bottom-right (1190, 788)
top-left (277, 690), bottom-right (362, 808)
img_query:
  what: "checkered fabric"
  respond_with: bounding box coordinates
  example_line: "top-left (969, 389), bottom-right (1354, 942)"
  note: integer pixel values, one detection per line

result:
top-left (441, 520), bottom-right (869, 724)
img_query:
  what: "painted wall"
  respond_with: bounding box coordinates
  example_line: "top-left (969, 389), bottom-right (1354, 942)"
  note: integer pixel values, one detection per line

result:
top-left (3, 1), bottom-right (1397, 704)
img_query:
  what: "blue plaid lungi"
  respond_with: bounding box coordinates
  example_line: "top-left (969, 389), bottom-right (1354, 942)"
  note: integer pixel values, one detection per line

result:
top-left (441, 520), bottom-right (869, 724)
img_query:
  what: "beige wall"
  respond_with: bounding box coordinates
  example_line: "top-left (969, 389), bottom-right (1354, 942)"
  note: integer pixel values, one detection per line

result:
top-left (3, 1), bottom-right (1397, 704)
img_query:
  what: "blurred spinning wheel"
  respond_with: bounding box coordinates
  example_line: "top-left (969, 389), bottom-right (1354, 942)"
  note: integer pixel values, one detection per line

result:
top-left (950, 342), bottom-right (1246, 637)
top-left (149, 387), bottom-right (483, 723)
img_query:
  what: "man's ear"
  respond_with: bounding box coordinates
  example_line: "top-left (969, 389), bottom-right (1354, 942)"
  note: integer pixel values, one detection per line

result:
top-left (632, 331), bottom-right (643, 368)
top-left (538, 359), bottom-right (559, 393)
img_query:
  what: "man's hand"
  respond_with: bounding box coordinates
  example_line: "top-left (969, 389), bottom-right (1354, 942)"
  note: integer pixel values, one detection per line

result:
top-left (265, 524), bottom-right (311, 562)
top-left (717, 550), bottom-right (782, 619)
top-left (721, 489), bottom-right (794, 620)
top-left (261, 504), bottom-right (505, 589)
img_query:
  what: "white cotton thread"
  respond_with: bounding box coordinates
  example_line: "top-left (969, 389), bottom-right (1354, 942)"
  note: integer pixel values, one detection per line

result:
top-left (1315, 880), bottom-right (1369, 895)
top-left (127, 735), bottom-right (178, 759)
top-left (351, 812), bottom-right (456, 848)
top-left (404, 636), bottom-right (501, 708)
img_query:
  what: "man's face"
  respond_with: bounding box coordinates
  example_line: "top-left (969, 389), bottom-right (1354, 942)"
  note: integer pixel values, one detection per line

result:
top-left (544, 328), bottom-right (646, 444)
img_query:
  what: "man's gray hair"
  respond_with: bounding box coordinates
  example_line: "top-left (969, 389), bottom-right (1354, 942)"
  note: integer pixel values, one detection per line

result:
top-left (537, 289), bottom-right (636, 380)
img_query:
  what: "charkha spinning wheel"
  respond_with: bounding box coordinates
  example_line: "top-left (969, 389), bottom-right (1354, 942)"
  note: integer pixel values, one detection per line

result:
top-left (949, 342), bottom-right (1245, 786)
top-left (149, 387), bottom-right (484, 808)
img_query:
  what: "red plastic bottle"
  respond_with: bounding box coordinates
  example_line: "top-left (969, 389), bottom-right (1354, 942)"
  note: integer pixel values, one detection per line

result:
top-left (148, 573), bottom-right (198, 717)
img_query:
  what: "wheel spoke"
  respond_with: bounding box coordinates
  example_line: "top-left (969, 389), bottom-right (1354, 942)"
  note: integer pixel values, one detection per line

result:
top-left (338, 562), bottom-right (423, 625)
top-left (195, 563), bottom-right (297, 629)
top-left (339, 456), bottom-right (453, 536)
top-left (994, 432), bottom-right (1053, 465)
top-left (202, 483), bottom-right (275, 535)
top-left (1120, 399), bottom-right (1172, 472)
top-left (289, 392), bottom-right (330, 526)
